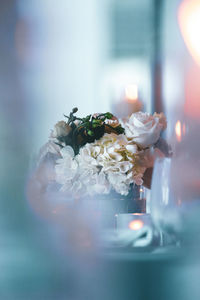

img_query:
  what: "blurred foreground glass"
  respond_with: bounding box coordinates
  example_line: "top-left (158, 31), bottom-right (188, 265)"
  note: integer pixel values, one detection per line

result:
top-left (178, 0), bottom-right (200, 66)
top-left (151, 119), bottom-right (200, 246)
top-left (150, 158), bottom-right (178, 245)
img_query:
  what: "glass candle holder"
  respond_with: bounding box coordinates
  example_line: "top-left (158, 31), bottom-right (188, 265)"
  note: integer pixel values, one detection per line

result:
top-left (115, 213), bottom-right (152, 231)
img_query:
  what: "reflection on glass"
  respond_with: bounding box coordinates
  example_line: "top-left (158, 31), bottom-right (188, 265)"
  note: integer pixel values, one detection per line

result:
top-left (151, 117), bottom-right (200, 247)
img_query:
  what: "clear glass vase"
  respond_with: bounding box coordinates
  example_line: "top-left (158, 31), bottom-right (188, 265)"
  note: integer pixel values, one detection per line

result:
top-left (82, 185), bottom-right (147, 230)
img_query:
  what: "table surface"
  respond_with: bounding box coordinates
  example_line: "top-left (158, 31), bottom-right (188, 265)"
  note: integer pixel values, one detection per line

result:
top-left (1, 231), bottom-right (199, 300)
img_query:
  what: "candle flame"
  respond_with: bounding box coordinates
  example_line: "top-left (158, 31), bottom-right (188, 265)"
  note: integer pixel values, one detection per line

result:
top-left (125, 84), bottom-right (138, 101)
top-left (175, 120), bottom-right (182, 142)
top-left (178, 0), bottom-right (200, 65)
top-left (129, 219), bottom-right (144, 230)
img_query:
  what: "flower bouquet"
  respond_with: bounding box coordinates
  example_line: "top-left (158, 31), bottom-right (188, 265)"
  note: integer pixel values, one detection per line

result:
top-left (36, 108), bottom-right (170, 209)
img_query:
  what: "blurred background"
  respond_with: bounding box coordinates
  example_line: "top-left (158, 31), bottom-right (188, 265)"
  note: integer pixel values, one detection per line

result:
top-left (1, 0), bottom-right (200, 299)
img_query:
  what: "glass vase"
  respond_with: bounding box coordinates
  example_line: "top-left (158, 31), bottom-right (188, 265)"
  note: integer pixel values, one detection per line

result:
top-left (82, 184), bottom-right (147, 230)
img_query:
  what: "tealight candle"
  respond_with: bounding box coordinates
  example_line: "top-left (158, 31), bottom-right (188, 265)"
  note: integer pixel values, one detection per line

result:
top-left (115, 213), bottom-right (152, 231)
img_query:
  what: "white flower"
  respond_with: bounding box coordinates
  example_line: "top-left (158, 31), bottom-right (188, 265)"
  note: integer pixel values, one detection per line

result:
top-left (51, 121), bottom-right (72, 138)
top-left (75, 133), bottom-right (145, 196)
top-left (54, 132), bottom-right (152, 197)
top-left (82, 171), bottom-right (110, 195)
top-left (55, 146), bottom-right (81, 194)
top-left (91, 133), bottom-right (144, 195)
top-left (78, 143), bottom-right (101, 166)
top-left (107, 173), bottom-right (130, 196)
top-left (104, 116), bottom-right (120, 128)
top-left (77, 144), bottom-right (110, 195)
top-left (55, 143), bottom-right (111, 197)
top-left (123, 111), bottom-right (166, 148)
top-left (95, 134), bottom-right (137, 167)
top-left (153, 112), bottom-right (167, 130)
top-left (37, 141), bottom-right (61, 165)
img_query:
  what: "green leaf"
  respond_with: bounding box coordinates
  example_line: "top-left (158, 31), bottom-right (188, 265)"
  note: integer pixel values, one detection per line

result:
top-left (105, 112), bottom-right (113, 119)
top-left (116, 126), bottom-right (125, 134)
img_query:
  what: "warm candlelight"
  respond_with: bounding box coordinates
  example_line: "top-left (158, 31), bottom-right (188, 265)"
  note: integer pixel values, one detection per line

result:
top-left (175, 120), bottom-right (182, 142)
top-left (178, 1), bottom-right (200, 120)
top-left (113, 84), bottom-right (142, 118)
top-left (115, 213), bottom-right (152, 230)
top-left (124, 84), bottom-right (142, 113)
top-left (175, 120), bottom-right (187, 142)
top-left (178, 0), bottom-right (200, 66)
top-left (125, 84), bottom-right (138, 102)
top-left (129, 219), bottom-right (144, 231)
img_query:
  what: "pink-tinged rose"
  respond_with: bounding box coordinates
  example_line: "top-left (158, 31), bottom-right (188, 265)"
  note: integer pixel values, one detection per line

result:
top-left (153, 112), bottom-right (167, 130)
top-left (124, 111), bottom-right (167, 148)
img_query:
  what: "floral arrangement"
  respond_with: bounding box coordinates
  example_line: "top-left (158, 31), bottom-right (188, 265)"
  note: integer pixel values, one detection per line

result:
top-left (39, 108), bottom-right (169, 198)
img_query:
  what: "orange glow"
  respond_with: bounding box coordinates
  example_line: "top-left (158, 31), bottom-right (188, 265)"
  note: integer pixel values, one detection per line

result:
top-left (131, 213), bottom-right (144, 216)
top-left (125, 84), bottom-right (138, 101)
top-left (129, 219), bottom-right (144, 230)
top-left (178, 0), bottom-right (200, 65)
top-left (175, 120), bottom-right (182, 142)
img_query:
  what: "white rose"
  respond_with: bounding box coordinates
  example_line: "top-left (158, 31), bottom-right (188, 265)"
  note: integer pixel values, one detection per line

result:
top-left (124, 111), bottom-right (166, 148)
top-left (52, 121), bottom-right (72, 138)
top-left (153, 112), bottom-right (167, 130)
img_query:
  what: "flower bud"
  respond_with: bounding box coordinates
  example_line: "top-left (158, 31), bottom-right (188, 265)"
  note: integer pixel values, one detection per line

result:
top-left (72, 107), bottom-right (78, 113)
